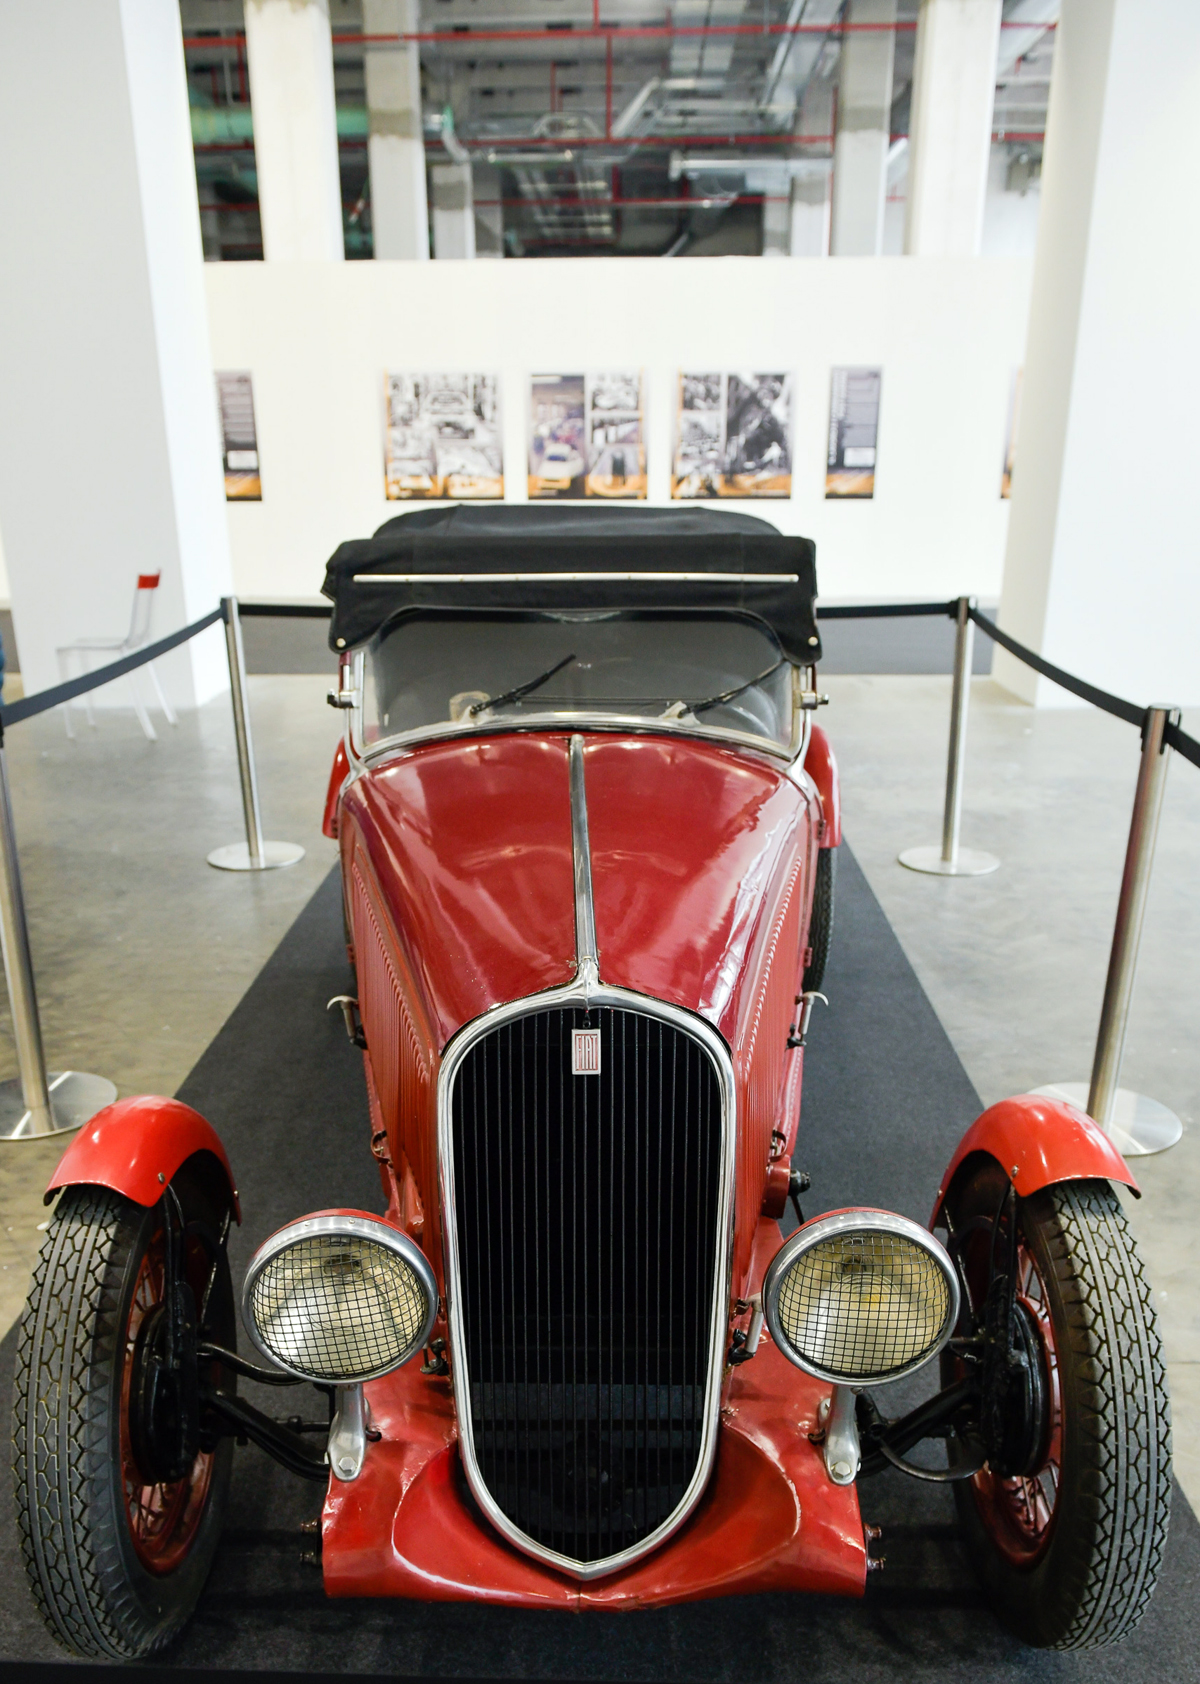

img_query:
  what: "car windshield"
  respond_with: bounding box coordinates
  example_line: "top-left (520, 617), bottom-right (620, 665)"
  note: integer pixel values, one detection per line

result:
top-left (366, 611), bottom-right (793, 748)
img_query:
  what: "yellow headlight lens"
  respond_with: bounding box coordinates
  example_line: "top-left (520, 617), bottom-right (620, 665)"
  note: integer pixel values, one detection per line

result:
top-left (244, 1215), bottom-right (436, 1383)
top-left (765, 1215), bottom-right (957, 1384)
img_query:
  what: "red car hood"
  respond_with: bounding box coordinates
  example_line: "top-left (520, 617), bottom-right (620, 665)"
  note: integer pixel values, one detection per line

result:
top-left (342, 731), bottom-right (812, 1051)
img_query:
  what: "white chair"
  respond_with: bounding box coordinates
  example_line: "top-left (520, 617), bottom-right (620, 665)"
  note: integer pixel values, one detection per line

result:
top-left (56, 573), bottom-right (178, 742)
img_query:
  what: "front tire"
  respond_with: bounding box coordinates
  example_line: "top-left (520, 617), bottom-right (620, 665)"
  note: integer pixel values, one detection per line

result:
top-left (803, 846), bottom-right (835, 994)
top-left (945, 1164), bottom-right (1170, 1649)
top-left (12, 1174), bottom-right (235, 1659)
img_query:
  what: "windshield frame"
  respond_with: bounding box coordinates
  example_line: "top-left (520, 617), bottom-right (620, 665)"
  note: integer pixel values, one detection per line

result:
top-left (349, 606), bottom-right (808, 766)
top-left (339, 613), bottom-right (810, 771)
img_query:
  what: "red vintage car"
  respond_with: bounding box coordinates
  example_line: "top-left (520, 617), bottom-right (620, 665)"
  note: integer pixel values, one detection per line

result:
top-left (14, 506), bottom-right (1170, 1659)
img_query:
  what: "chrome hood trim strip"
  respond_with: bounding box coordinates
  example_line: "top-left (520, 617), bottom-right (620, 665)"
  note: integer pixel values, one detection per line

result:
top-left (437, 980), bottom-right (736, 1583)
top-left (568, 734), bottom-right (599, 992)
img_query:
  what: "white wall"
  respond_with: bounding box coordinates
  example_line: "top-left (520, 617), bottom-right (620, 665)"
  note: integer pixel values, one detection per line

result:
top-left (205, 255), bottom-right (1031, 605)
top-left (0, 0), bottom-right (231, 706)
top-left (997, 0), bottom-right (1200, 710)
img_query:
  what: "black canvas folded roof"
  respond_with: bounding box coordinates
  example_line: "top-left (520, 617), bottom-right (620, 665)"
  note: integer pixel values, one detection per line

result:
top-left (322, 503), bottom-right (821, 663)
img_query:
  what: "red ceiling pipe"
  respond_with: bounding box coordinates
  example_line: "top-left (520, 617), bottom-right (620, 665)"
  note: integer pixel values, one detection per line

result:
top-left (185, 20), bottom-right (1052, 49)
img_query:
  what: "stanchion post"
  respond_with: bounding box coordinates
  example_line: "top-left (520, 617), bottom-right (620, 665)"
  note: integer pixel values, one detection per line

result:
top-left (0, 736), bottom-right (117, 1140)
top-left (899, 596), bottom-right (999, 878)
top-left (207, 597), bottom-right (305, 873)
top-left (1034, 705), bottom-right (1183, 1156)
top-left (0, 744), bottom-right (53, 1134)
top-left (1086, 706), bottom-right (1182, 1142)
top-left (226, 595), bottom-right (264, 866)
top-left (942, 596), bottom-right (974, 867)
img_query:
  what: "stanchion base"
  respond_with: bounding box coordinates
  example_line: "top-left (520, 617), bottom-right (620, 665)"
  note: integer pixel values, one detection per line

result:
top-left (207, 841), bottom-right (305, 872)
top-left (898, 844), bottom-right (1000, 877)
top-left (1032, 1082), bottom-right (1184, 1158)
top-left (0, 1072), bottom-right (118, 1141)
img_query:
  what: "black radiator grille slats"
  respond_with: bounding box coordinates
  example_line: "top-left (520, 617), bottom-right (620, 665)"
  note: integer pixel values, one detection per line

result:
top-left (450, 1005), bottom-right (722, 1567)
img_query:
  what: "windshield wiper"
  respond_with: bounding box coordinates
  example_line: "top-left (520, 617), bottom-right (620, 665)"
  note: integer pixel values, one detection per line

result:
top-left (688, 657), bottom-right (787, 716)
top-left (469, 652), bottom-right (577, 717)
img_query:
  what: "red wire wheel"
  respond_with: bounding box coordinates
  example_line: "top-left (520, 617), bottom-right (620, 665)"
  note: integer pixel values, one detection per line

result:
top-left (119, 1229), bottom-right (218, 1576)
top-left (942, 1161), bottom-right (1170, 1649)
top-left (964, 1238), bottom-right (1063, 1568)
top-left (13, 1169), bottom-right (237, 1659)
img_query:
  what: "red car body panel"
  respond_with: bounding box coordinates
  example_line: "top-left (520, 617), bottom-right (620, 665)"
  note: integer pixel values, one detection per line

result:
top-left (46, 1096), bottom-right (240, 1220)
top-left (804, 724), bottom-right (840, 847)
top-left (321, 1218), bottom-right (866, 1605)
top-left (323, 740), bottom-right (350, 839)
top-left (932, 1092), bottom-right (1138, 1226)
top-left (325, 726), bottom-right (855, 1602)
top-left (338, 730), bottom-right (823, 1300)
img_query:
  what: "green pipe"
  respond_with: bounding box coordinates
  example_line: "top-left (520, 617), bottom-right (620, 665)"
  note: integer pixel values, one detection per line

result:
top-left (191, 106), bottom-right (369, 144)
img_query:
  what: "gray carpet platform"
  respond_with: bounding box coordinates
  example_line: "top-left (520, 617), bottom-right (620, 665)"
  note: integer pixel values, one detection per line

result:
top-left (2, 853), bottom-right (1195, 1680)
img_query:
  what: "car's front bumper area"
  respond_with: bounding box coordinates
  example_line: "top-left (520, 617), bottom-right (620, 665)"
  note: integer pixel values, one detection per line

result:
top-left (320, 1221), bottom-right (868, 1607)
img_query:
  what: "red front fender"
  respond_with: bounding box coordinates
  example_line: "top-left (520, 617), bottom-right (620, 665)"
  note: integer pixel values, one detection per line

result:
top-left (932, 1093), bottom-right (1137, 1227)
top-left (804, 725), bottom-right (840, 847)
top-left (46, 1096), bottom-right (240, 1221)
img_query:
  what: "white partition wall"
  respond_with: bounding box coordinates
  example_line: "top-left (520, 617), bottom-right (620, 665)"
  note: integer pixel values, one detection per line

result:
top-left (996, 0), bottom-right (1200, 708)
top-left (0, 0), bottom-right (232, 706)
top-left (204, 255), bottom-right (1031, 604)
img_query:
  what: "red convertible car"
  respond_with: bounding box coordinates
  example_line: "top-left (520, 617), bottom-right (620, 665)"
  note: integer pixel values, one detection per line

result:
top-left (14, 506), bottom-right (1169, 1659)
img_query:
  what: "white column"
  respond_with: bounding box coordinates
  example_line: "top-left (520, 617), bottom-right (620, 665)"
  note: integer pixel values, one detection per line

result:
top-left (244, 0), bottom-right (343, 261)
top-left (996, 0), bottom-right (1200, 708)
top-left (830, 0), bottom-right (897, 255)
top-left (904, 0), bottom-right (1002, 255)
top-left (790, 77), bottom-right (835, 257)
top-left (762, 178), bottom-right (791, 256)
top-left (472, 163), bottom-right (505, 258)
top-left (0, 0), bottom-right (232, 708)
top-left (363, 0), bottom-right (428, 260)
top-left (430, 162), bottom-right (476, 260)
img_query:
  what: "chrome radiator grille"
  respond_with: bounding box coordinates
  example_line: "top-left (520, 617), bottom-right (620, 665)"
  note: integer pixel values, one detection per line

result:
top-left (448, 1004), bottom-right (722, 1569)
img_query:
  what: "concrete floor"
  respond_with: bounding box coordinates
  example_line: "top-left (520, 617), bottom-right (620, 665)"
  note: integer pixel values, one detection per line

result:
top-left (0, 670), bottom-right (1194, 1509)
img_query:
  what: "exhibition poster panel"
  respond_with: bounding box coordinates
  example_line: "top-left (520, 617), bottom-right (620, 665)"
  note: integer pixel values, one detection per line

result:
top-left (384, 373), bottom-right (503, 500)
top-left (825, 367), bottom-right (881, 499)
top-left (216, 371), bottom-right (262, 501)
top-left (671, 373), bottom-right (793, 499)
top-left (1001, 367), bottom-right (1022, 499)
top-left (529, 373), bottom-right (646, 499)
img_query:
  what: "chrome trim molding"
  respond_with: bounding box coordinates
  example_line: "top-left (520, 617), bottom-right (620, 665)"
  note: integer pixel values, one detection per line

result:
top-left (821, 1384), bottom-right (861, 1485)
top-left (568, 734), bottom-right (599, 990)
top-left (328, 1383), bottom-right (369, 1482)
top-left (241, 1211), bottom-right (438, 1385)
top-left (361, 710), bottom-right (797, 769)
top-left (437, 981), bottom-right (737, 1583)
top-left (763, 1209), bottom-right (960, 1387)
top-left (354, 571), bottom-right (800, 585)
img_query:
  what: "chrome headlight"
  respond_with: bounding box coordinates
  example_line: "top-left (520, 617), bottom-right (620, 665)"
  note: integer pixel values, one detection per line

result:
top-left (242, 1212), bottom-right (437, 1384)
top-left (764, 1210), bottom-right (959, 1385)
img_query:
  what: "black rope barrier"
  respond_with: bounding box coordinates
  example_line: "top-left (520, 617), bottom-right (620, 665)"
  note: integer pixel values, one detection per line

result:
top-left (817, 595), bottom-right (1200, 772)
top-left (1164, 720), bottom-right (1200, 771)
top-left (817, 599), bottom-right (957, 620)
top-left (237, 602), bottom-right (332, 619)
top-left (0, 605), bottom-right (228, 731)
top-left (1, 592), bottom-right (1196, 772)
top-left (965, 607), bottom-right (1146, 729)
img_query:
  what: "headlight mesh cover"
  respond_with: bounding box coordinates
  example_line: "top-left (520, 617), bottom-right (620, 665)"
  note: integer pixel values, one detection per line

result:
top-left (249, 1232), bottom-right (428, 1382)
top-left (775, 1230), bottom-right (952, 1382)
